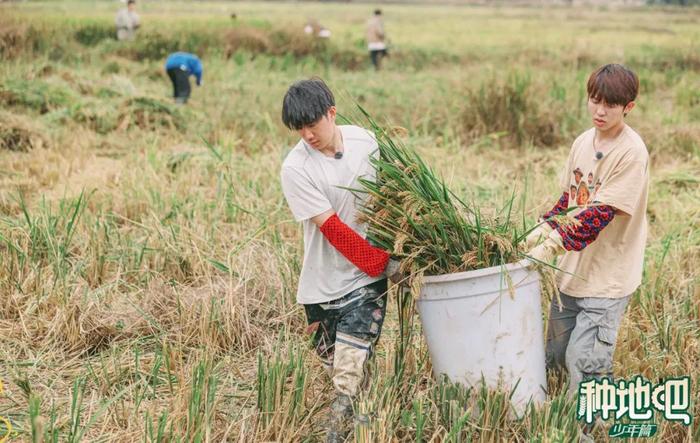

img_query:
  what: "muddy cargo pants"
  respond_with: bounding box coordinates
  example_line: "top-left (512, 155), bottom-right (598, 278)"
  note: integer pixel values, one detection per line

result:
top-left (304, 279), bottom-right (388, 397)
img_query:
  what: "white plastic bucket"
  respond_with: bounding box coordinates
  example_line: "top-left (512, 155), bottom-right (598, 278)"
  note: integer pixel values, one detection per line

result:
top-left (416, 259), bottom-right (546, 415)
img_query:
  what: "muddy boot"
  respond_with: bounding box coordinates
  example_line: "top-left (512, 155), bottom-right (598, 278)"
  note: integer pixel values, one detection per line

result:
top-left (325, 394), bottom-right (353, 443)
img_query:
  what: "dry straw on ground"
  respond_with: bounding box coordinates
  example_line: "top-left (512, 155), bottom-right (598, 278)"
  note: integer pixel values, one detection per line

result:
top-left (0, 3), bottom-right (698, 441)
top-left (0, 111), bottom-right (51, 152)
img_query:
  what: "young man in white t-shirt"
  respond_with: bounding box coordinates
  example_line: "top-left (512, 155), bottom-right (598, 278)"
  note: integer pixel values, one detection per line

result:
top-left (524, 64), bottom-right (648, 438)
top-left (280, 78), bottom-right (400, 442)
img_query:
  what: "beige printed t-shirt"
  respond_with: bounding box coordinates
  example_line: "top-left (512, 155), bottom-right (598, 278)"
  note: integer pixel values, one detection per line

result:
top-left (555, 125), bottom-right (649, 298)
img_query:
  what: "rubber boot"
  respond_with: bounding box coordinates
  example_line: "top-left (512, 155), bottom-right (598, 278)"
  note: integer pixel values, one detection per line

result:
top-left (325, 394), bottom-right (353, 443)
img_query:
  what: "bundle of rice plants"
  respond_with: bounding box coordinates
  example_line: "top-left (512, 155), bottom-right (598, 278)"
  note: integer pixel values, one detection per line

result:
top-left (353, 109), bottom-right (522, 280)
top-left (223, 27), bottom-right (271, 57)
top-left (116, 96), bottom-right (186, 131)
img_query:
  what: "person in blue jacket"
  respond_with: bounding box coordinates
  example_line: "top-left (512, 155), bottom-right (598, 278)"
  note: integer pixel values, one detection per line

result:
top-left (164, 52), bottom-right (203, 104)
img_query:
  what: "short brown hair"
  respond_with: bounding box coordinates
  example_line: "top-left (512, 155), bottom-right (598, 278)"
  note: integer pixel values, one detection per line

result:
top-left (587, 64), bottom-right (639, 107)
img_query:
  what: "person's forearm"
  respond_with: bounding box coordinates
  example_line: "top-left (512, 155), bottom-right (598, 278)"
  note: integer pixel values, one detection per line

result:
top-left (551, 204), bottom-right (615, 251)
top-left (319, 214), bottom-right (389, 277)
top-left (541, 192), bottom-right (569, 228)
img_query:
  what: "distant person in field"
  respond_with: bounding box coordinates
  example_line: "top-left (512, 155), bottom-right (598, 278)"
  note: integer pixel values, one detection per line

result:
top-left (115, 0), bottom-right (140, 41)
top-left (366, 9), bottom-right (387, 70)
top-left (164, 52), bottom-right (203, 104)
top-left (280, 78), bottom-right (401, 443)
top-left (524, 63), bottom-right (648, 438)
top-left (304, 19), bottom-right (331, 39)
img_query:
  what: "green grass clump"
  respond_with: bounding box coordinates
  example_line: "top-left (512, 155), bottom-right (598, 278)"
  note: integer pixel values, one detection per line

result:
top-left (109, 31), bottom-right (221, 61)
top-left (74, 22), bottom-right (114, 47)
top-left (0, 78), bottom-right (76, 114)
top-left (462, 73), bottom-right (577, 147)
top-left (69, 99), bottom-right (120, 134)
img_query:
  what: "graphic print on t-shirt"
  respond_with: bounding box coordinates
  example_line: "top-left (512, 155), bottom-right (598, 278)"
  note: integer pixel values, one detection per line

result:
top-left (570, 166), bottom-right (599, 206)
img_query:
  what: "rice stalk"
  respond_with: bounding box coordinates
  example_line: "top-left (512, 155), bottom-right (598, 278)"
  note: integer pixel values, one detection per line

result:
top-left (352, 107), bottom-right (521, 283)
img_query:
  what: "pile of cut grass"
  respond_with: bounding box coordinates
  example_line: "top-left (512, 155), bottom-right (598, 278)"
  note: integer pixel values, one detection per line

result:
top-left (0, 111), bottom-right (50, 152)
top-left (116, 96), bottom-right (187, 132)
top-left (0, 78), bottom-right (76, 114)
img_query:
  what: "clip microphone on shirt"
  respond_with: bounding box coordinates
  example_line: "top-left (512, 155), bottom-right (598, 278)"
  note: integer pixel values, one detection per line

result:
top-left (595, 151), bottom-right (603, 160)
top-left (334, 151), bottom-right (343, 159)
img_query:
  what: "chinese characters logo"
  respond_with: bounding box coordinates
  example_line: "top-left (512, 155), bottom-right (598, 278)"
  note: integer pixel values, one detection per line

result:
top-left (577, 376), bottom-right (692, 438)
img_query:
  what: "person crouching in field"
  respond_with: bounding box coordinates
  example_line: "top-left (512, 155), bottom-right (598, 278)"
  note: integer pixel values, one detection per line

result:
top-left (280, 78), bottom-right (400, 442)
top-left (164, 52), bottom-right (203, 104)
top-left (524, 63), bottom-right (648, 437)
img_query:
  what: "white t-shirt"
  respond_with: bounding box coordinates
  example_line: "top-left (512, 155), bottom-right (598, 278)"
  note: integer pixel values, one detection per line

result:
top-left (368, 42), bottom-right (387, 51)
top-left (281, 125), bottom-right (384, 304)
top-left (115, 9), bottom-right (140, 41)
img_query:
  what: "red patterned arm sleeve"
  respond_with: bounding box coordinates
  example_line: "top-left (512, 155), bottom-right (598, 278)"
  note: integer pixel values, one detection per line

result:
top-left (541, 192), bottom-right (570, 229)
top-left (553, 204), bottom-right (615, 251)
top-left (319, 214), bottom-right (390, 277)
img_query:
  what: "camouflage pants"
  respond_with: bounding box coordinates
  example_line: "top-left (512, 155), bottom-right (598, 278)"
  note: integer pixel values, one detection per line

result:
top-left (304, 279), bottom-right (388, 397)
top-left (546, 292), bottom-right (630, 394)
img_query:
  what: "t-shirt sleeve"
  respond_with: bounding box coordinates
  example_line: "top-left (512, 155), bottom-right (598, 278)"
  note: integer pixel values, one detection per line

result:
top-left (559, 136), bottom-right (580, 192)
top-left (281, 166), bottom-right (333, 222)
top-left (558, 163), bottom-right (570, 193)
top-left (594, 158), bottom-right (648, 216)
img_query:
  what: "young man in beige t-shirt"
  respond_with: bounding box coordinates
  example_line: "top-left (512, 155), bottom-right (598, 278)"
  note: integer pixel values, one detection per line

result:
top-left (524, 65), bottom-right (649, 402)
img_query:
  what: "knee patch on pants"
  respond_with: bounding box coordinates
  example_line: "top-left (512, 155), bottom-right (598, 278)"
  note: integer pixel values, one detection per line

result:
top-left (332, 332), bottom-right (371, 397)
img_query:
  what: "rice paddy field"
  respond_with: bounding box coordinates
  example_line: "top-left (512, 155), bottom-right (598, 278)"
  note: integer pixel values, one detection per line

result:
top-left (0, 1), bottom-right (699, 441)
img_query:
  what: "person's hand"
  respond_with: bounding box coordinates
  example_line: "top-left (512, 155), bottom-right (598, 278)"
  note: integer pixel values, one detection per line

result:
top-left (526, 233), bottom-right (564, 265)
top-left (385, 258), bottom-right (405, 285)
top-left (523, 222), bottom-right (553, 251)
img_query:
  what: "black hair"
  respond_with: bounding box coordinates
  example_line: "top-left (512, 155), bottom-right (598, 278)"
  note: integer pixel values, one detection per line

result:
top-left (374, 9), bottom-right (382, 15)
top-left (281, 78), bottom-right (335, 130)
top-left (127, 0), bottom-right (136, 4)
